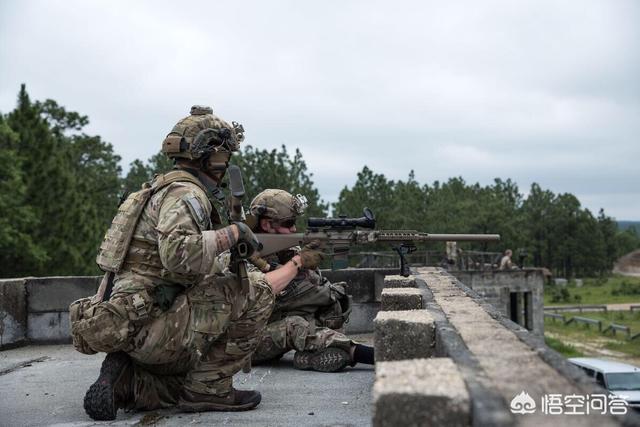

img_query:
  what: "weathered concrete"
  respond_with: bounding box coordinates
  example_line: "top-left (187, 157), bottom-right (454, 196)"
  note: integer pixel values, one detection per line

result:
top-left (452, 269), bottom-right (544, 335)
top-left (0, 279), bottom-right (27, 349)
top-left (380, 288), bottom-right (422, 311)
top-left (373, 358), bottom-right (470, 427)
top-left (417, 267), bottom-right (631, 427)
top-left (382, 274), bottom-right (417, 288)
top-left (26, 276), bottom-right (100, 312)
top-left (0, 344), bottom-right (374, 427)
top-left (374, 310), bottom-right (435, 362)
top-left (28, 312), bottom-right (72, 344)
top-left (0, 271), bottom-right (391, 346)
top-left (346, 302), bottom-right (380, 334)
top-left (322, 268), bottom-right (398, 303)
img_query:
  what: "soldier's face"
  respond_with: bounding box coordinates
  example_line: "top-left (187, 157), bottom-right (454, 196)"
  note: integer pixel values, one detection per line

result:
top-left (204, 152), bottom-right (231, 183)
top-left (260, 218), bottom-right (297, 234)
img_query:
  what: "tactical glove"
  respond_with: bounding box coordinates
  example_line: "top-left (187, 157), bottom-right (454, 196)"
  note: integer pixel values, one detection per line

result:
top-left (233, 222), bottom-right (262, 258)
top-left (299, 241), bottom-right (324, 270)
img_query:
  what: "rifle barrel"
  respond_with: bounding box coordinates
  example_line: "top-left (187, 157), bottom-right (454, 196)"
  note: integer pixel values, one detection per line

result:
top-left (375, 231), bottom-right (500, 242)
top-left (421, 233), bottom-right (500, 241)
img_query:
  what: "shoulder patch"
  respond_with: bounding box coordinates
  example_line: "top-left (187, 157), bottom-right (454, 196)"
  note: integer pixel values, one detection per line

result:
top-left (183, 194), bottom-right (210, 231)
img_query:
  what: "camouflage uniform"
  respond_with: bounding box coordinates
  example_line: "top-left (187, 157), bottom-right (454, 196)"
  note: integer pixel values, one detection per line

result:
top-left (72, 177), bottom-right (274, 409)
top-left (252, 265), bottom-right (352, 363)
top-left (71, 107), bottom-right (272, 414)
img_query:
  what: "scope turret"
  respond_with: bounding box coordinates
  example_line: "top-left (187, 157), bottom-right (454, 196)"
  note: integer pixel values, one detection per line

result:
top-left (308, 207), bottom-right (376, 229)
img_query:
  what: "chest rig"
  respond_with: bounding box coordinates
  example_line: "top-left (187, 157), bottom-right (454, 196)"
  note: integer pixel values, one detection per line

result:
top-left (96, 170), bottom-right (216, 274)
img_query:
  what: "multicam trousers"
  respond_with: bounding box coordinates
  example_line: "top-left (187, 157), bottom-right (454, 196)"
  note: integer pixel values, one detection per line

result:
top-left (252, 315), bottom-right (353, 363)
top-left (72, 272), bottom-right (274, 410)
top-left (251, 274), bottom-right (353, 363)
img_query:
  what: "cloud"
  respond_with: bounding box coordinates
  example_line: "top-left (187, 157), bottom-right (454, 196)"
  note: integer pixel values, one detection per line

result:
top-left (1, 0), bottom-right (638, 218)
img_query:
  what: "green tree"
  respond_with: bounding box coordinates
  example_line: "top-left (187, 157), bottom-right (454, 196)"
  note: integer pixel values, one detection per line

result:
top-left (0, 119), bottom-right (47, 276)
top-left (333, 166), bottom-right (395, 227)
top-left (4, 85), bottom-right (122, 275)
top-left (232, 145), bottom-right (328, 219)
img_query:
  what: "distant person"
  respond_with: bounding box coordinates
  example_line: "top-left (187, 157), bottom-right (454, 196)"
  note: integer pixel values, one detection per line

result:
top-left (499, 249), bottom-right (514, 270)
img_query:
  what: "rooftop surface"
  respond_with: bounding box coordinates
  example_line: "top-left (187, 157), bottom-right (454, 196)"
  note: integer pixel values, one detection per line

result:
top-left (0, 343), bottom-right (374, 427)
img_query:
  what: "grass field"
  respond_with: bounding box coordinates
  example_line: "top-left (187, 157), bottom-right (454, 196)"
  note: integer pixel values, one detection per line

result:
top-left (544, 314), bottom-right (640, 360)
top-left (544, 275), bottom-right (640, 306)
top-left (544, 335), bottom-right (584, 357)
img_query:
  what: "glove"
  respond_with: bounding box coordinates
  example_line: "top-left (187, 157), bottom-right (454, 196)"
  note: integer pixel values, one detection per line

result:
top-left (233, 222), bottom-right (262, 258)
top-left (248, 254), bottom-right (271, 272)
top-left (299, 241), bottom-right (324, 270)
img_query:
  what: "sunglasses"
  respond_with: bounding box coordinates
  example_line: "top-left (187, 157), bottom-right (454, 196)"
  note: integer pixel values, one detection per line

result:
top-left (276, 218), bottom-right (297, 228)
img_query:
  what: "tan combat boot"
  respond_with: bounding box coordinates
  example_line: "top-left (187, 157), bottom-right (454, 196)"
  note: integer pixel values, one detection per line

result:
top-left (178, 388), bottom-right (262, 412)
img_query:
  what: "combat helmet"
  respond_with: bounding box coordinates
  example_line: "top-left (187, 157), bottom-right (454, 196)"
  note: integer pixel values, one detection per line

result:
top-left (161, 105), bottom-right (245, 160)
top-left (250, 189), bottom-right (308, 222)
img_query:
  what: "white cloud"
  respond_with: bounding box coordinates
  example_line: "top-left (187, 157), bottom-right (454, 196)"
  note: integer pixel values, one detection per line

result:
top-left (1, 0), bottom-right (638, 218)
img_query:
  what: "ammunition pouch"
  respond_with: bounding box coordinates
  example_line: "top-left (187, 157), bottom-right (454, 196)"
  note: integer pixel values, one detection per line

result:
top-left (68, 290), bottom-right (155, 355)
top-left (317, 281), bottom-right (352, 330)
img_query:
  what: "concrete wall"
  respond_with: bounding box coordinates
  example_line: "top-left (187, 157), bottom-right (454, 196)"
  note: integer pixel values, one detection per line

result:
top-left (372, 267), bottom-right (640, 426)
top-left (0, 276), bottom-right (99, 348)
top-left (0, 279), bottom-right (27, 348)
top-left (452, 269), bottom-right (544, 335)
top-left (322, 267), bottom-right (398, 333)
top-left (0, 268), bottom-right (396, 348)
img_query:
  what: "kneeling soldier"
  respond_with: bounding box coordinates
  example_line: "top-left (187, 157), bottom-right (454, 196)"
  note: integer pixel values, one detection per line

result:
top-left (69, 107), bottom-right (321, 420)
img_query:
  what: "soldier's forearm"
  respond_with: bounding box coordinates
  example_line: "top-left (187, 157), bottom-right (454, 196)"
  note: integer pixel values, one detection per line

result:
top-left (264, 255), bottom-right (301, 294)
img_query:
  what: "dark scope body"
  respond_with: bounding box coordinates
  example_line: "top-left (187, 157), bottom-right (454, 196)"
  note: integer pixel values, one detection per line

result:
top-left (308, 207), bottom-right (376, 229)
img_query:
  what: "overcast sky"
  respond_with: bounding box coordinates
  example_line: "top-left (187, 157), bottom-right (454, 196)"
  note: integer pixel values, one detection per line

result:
top-left (1, 1), bottom-right (638, 219)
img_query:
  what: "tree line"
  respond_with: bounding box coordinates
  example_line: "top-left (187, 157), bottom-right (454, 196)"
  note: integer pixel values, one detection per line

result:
top-left (1, 86), bottom-right (638, 278)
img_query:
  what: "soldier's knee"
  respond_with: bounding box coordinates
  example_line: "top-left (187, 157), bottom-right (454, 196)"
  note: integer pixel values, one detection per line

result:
top-left (70, 294), bottom-right (147, 354)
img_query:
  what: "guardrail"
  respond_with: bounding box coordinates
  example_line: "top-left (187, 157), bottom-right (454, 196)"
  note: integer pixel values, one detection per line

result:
top-left (544, 305), bottom-right (607, 313)
top-left (544, 313), bottom-right (565, 322)
top-left (565, 316), bottom-right (603, 332)
top-left (602, 323), bottom-right (631, 338)
top-left (545, 311), bottom-right (638, 340)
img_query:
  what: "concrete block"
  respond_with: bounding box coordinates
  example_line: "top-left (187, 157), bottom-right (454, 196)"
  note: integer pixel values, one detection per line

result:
top-left (374, 310), bottom-right (435, 361)
top-left (373, 358), bottom-right (471, 427)
top-left (381, 288), bottom-right (422, 311)
top-left (27, 312), bottom-right (71, 343)
top-left (0, 279), bottom-right (27, 348)
top-left (27, 276), bottom-right (100, 312)
top-left (383, 275), bottom-right (417, 288)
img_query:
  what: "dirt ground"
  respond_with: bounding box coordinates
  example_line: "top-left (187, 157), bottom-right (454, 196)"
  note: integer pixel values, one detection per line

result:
top-left (546, 331), bottom-right (640, 367)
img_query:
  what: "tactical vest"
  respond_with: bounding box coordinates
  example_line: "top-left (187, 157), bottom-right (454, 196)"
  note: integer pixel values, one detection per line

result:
top-left (96, 170), bottom-right (210, 274)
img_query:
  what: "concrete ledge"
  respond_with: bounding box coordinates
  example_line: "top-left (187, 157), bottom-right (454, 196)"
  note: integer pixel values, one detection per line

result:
top-left (383, 275), bottom-right (417, 288)
top-left (27, 276), bottom-right (100, 313)
top-left (373, 358), bottom-right (470, 427)
top-left (346, 302), bottom-right (381, 334)
top-left (381, 288), bottom-right (422, 311)
top-left (27, 313), bottom-right (72, 344)
top-left (0, 279), bottom-right (27, 349)
top-left (322, 268), bottom-right (398, 303)
top-left (374, 310), bottom-right (435, 361)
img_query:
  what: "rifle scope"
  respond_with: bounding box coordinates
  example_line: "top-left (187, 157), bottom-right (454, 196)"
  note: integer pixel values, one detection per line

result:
top-left (308, 207), bottom-right (376, 229)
